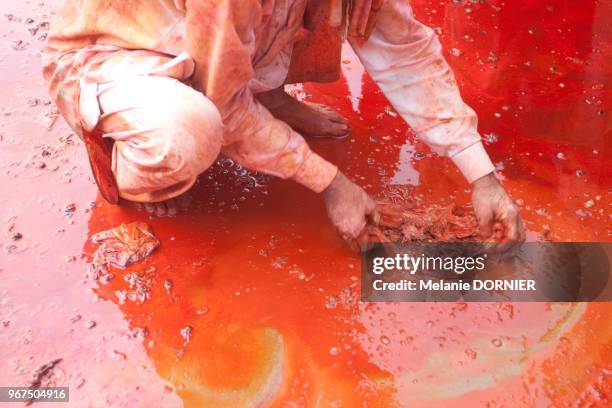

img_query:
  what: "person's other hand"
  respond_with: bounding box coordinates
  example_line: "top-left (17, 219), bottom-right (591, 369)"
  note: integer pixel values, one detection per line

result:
top-left (471, 173), bottom-right (526, 252)
top-left (323, 171), bottom-right (376, 240)
top-left (349, 0), bottom-right (385, 38)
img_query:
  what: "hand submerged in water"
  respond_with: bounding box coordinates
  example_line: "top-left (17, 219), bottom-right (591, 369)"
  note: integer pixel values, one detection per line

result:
top-left (471, 172), bottom-right (526, 252)
top-left (323, 171), bottom-right (376, 240)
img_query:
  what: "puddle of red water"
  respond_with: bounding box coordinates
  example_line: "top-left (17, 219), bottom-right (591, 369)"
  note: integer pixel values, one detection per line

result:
top-left (1, 0), bottom-right (610, 406)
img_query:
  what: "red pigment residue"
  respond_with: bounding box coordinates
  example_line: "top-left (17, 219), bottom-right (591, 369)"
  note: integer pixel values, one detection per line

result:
top-left (364, 203), bottom-right (479, 243)
top-left (354, 185), bottom-right (480, 244)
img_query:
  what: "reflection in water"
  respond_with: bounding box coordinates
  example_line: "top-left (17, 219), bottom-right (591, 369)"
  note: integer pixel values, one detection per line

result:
top-left (390, 141), bottom-right (420, 186)
top-left (341, 47), bottom-right (366, 113)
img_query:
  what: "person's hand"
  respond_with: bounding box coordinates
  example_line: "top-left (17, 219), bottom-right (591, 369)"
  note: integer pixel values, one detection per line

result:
top-left (323, 171), bottom-right (376, 240)
top-left (349, 0), bottom-right (385, 38)
top-left (471, 173), bottom-right (526, 252)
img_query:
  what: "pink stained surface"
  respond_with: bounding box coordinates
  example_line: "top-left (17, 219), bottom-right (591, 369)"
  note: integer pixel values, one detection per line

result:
top-left (0, 1), bottom-right (610, 407)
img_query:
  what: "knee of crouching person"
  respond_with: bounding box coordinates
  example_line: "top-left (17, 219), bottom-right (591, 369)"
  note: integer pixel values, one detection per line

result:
top-left (163, 83), bottom-right (224, 178)
top-left (111, 78), bottom-right (224, 202)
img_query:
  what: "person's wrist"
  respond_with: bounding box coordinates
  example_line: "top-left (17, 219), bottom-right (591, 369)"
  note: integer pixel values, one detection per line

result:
top-left (471, 171), bottom-right (498, 189)
top-left (322, 171), bottom-right (343, 198)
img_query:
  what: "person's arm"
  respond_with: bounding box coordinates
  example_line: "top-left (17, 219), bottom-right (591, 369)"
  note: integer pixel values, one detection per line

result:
top-left (184, 0), bottom-right (373, 238)
top-left (349, 0), bottom-right (494, 184)
top-left (219, 87), bottom-right (339, 193)
top-left (350, 0), bottom-right (524, 246)
top-left (183, 0), bottom-right (336, 192)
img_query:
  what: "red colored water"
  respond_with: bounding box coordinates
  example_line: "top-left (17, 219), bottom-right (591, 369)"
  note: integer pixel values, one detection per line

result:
top-left (0, 0), bottom-right (610, 406)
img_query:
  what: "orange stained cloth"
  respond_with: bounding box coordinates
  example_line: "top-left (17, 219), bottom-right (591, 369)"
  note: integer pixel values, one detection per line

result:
top-left (43, 0), bottom-right (348, 202)
top-left (43, 0), bottom-right (494, 203)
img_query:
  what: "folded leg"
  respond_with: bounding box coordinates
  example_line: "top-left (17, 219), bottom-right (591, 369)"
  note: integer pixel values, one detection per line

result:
top-left (94, 74), bottom-right (223, 203)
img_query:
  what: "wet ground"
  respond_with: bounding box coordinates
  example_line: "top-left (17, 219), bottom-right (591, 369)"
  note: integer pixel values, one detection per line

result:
top-left (1, 0), bottom-right (611, 407)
